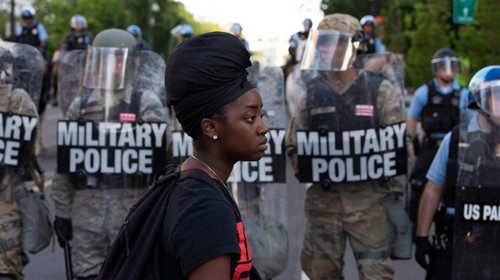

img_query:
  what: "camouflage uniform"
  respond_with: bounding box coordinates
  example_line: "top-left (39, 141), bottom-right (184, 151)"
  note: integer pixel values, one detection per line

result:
top-left (51, 87), bottom-right (165, 277)
top-left (286, 14), bottom-right (407, 280)
top-left (0, 85), bottom-right (38, 280)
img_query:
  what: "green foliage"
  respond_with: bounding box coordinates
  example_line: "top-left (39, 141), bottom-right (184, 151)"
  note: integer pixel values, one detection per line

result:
top-left (405, 1), bottom-right (454, 87)
top-left (26, 0), bottom-right (221, 59)
top-left (320, 0), bottom-right (499, 88)
top-left (455, 0), bottom-right (499, 84)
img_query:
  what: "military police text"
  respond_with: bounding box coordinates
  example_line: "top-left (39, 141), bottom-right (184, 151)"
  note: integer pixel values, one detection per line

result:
top-left (297, 122), bottom-right (406, 182)
top-left (0, 112), bottom-right (37, 166)
top-left (57, 121), bottom-right (167, 174)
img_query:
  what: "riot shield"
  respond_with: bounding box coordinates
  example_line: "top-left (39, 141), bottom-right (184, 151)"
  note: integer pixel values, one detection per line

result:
top-left (288, 52), bottom-right (411, 264)
top-left (169, 67), bottom-right (289, 278)
top-left (292, 52), bottom-right (407, 185)
top-left (54, 48), bottom-right (168, 277)
top-left (0, 41), bottom-right (44, 107)
top-left (452, 109), bottom-right (500, 279)
top-left (56, 49), bottom-right (168, 189)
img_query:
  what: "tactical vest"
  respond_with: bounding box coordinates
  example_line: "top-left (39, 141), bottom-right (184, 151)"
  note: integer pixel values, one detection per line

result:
top-left (421, 82), bottom-right (461, 138)
top-left (444, 125), bottom-right (500, 205)
top-left (17, 23), bottom-right (41, 48)
top-left (365, 35), bottom-right (376, 54)
top-left (305, 71), bottom-right (382, 133)
top-left (71, 89), bottom-right (145, 190)
top-left (65, 32), bottom-right (91, 51)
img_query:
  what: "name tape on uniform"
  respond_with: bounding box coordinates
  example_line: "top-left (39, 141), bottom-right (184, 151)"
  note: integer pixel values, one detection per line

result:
top-left (57, 121), bottom-right (167, 174)
top-left (0, 112), bottom-right (37, 166)
top-left (296, 122), bottom-right (407, 183)
top-left (171, 129), bottom-right (286, 183)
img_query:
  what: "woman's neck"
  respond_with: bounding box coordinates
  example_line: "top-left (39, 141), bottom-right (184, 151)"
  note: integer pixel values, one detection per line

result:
top-left (185, 150), bottom-right (234, 182)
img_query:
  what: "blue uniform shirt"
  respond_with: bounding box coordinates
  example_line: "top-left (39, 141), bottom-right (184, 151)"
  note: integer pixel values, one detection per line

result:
top-left (426, 111), bottom-right (480, 186)
top-left (16, 21), bottom-right (48, 42)
top-left (408, 79), bottom-right (469, 139)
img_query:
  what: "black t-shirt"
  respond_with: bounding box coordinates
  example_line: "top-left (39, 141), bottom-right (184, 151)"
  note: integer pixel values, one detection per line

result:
top-left (160, 177), bottom-right (256, 279)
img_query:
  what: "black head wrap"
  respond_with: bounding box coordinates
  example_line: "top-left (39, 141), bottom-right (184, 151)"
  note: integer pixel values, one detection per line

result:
top-left (165, 32), bottom-right (255, 137)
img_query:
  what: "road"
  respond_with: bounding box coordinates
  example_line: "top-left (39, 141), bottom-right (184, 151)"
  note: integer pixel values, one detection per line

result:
top-left (23, 104), bottom-right (426, 279)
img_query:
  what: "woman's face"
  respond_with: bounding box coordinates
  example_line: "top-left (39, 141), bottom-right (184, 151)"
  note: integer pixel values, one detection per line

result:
top-left (214, 88), bottom-right (269, 161)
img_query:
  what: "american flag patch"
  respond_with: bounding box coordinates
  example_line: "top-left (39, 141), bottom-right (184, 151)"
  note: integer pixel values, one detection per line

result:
top-left (355, 105), bottom-right (374, 117)
top-left (119, 113), bottom-right (136, 122)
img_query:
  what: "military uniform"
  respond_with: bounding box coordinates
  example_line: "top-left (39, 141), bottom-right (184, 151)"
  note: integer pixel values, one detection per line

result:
top-left (51, 85), bottom-right (165, 277)
top-left (0, 85), bottom-right (38, 280)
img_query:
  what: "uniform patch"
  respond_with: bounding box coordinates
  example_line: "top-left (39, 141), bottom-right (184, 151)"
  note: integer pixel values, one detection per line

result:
top-left (355, 104), bottom-right (374, 117)
top-left (119, 113), bottom-right (136, 122)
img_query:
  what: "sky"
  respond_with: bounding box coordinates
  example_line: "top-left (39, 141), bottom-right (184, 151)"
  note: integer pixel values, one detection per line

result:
top-left (177, 0), bottom-right (324, 66)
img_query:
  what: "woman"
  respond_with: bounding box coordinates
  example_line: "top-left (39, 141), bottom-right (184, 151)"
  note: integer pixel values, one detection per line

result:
top-left (163, 32), bottom-right (267, 279)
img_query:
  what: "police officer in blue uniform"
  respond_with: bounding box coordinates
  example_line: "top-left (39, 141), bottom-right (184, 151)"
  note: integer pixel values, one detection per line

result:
top-left (407, 48), bottom-right (469, 229)
top-left (15, 5), bottom-right (48, 56)
top-left (126, 25), bottom-right (152, 51)
top-left (64, 15), bottom-right (92, 51)
top-left (416, 65), bottom-right (500, 280)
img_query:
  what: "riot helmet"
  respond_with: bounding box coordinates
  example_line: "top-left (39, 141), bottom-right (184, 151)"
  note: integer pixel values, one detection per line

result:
top-left (0, 47), bottom-right (13, 85)
top-left (170, 24), bottom-right (193, 38)
top-left (21, 5), bottom-right (35, 19)
top-left (469, 65), bottom-right (500, 120)
top-left (431, 48), bottom-right (461, 81)
top-left (303, 18), bottom-right (313, 32)
top-left (230, 23), bottom-right (243, 37)
top-left (360, 15), bottom-right (376, 27)
top-left (70, 14), bottom-right (88, 30)
top-left (301, 13), bottom-right (363, 71)
top-left (127, 24), bottom-right (142, 38)
top-left (83, 28), bottom-right (136, 90)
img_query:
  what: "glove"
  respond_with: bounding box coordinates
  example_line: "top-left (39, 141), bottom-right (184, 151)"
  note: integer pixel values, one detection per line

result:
top-left (54, 217), bottom-right (73, 247)
top-left (415, 236), bottom-right (434, 270)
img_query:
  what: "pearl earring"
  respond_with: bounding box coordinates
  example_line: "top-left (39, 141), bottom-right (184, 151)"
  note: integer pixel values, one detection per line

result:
top-left (213, 135), bottom-right (218, 140)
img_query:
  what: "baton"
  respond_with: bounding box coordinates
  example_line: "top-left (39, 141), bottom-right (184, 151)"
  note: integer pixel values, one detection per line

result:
top-left (63, 242), bottom-right (73, 280)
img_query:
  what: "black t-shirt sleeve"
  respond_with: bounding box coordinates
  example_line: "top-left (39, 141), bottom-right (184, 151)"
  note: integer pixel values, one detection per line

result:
top-left (171, 198), bottom-right (240, 276)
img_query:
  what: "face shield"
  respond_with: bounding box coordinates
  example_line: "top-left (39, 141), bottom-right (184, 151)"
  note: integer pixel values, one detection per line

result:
top-left (479, 80), bottom-right (500, 118)
top-left (83, 47), bottom-right (129, 90)
top-left (431, 56), bottom-right (461, 76)
top-left (300, 30), bottom-right (357, 72)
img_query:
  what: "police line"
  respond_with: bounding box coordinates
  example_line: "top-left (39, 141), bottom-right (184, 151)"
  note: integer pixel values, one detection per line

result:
top-left (0, 112), bottom-right (37, 166)
top-left (296, 122), bottom-right (407, 183)
top-left (172, 129), bottom-right (286, 183)
top-left (57, 121), bottom-right (167, 174)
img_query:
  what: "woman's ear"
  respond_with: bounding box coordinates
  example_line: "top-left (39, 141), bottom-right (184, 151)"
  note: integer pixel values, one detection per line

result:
top-left (200, 118), bottom-right (218, 139)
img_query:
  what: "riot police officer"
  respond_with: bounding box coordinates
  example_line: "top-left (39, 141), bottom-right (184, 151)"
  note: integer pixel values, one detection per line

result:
top-left (64, 15), bottom-right (92, 51)
top-left (170, 24), bottom-right (193, 44)
top-left (126, 24), bottom-right (152, 51)
top-left (288, 18), bottom-right (312, 65)
top-left (416, 65), bottom-right (500, 279)
top-left (15, 5), bottom-right (48, 56)
top-left (286, 13), bottom-right (409, 279)
top-left (407, 48), bottom-right (469, 230)
top-left (359, 15), bottom-right (384, 54)
top-left (230, 23), bottom-right (250, 52)
top-left (51, 29), bottom-right (166, 279)
top-left (0, 47), bottom-right (39, 280)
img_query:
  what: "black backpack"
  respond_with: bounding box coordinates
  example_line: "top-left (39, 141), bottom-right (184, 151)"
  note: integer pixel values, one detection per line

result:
top-left (97, 164), bottom-right (262, 280)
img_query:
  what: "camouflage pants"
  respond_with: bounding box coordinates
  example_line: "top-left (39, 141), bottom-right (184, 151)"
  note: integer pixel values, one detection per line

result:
top-left (301, 189), bottom-right (394, 280)
top-left (0, 203), bottom-right (27, 280)
top-left (69, 189), bottom-right (143, 278)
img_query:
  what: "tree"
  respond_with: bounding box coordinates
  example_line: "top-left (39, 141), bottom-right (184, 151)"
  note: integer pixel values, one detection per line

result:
top-left (31, 0), bottom-right (221, 59)
top-left (454, 0), bottom-right (499, 84)
top-left (404, 0), bottom-right (455, 87)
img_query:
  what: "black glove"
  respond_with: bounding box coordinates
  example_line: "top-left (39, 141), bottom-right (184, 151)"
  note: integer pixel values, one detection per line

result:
top-left (415, 236), bottom-right (434, 270)
top-left (54, 217), bottom-right (73, 247)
